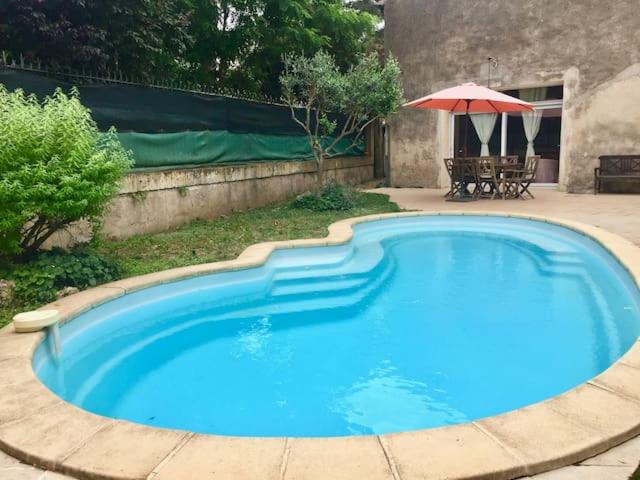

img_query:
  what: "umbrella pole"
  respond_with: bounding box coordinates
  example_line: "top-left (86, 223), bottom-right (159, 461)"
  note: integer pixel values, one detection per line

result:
top-left (462, 110), bottom-right (471, 198)
top-left (463, 109), bottom-right (469, 157)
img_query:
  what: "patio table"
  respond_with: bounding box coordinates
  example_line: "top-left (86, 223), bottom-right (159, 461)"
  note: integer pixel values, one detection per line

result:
top-left (446, 157), bottom-right (525, 200)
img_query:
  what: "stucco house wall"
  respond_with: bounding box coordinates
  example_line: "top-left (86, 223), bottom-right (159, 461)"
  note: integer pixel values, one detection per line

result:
top-left (384, 0), bottom-right (640, 192)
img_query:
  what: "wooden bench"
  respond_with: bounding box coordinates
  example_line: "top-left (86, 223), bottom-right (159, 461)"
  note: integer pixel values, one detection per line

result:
top-left (594, 155), bottom-right (640, 194)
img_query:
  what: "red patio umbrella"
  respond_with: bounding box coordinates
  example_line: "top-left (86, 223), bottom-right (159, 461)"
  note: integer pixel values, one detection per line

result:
top-left (404, 82), bottom-right (534, 156)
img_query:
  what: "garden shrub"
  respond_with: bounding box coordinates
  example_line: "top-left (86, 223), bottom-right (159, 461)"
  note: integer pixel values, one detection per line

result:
top-left (293, 181), bottom-right (357, 211)
top-left (11, 248), bottom-right (121, 305)
top-left (0, 86), bottom-right (133, 257)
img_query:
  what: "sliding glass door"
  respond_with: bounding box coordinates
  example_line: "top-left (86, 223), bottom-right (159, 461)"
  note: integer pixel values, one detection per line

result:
top-left (449, 86), bottom-right (563, 184)
top-left (505, 104), bottom-right (562, 183)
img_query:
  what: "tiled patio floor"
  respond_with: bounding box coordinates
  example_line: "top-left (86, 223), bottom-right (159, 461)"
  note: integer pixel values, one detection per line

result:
top-left (1, 187), bottom-right (639, 480)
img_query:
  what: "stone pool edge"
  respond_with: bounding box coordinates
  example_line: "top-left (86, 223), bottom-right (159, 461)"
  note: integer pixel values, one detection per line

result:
top-left (0, 210), bottom-right (638, 480)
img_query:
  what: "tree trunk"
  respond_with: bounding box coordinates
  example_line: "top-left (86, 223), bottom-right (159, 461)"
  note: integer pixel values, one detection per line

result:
top-left (19, 218), bottom-right (61, 257)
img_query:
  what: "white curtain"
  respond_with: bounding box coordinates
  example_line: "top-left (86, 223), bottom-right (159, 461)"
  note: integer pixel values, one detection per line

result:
top-left (520, 87), bottom-right (547, 158)
top-left (470, 113), bottom-right (498, 156)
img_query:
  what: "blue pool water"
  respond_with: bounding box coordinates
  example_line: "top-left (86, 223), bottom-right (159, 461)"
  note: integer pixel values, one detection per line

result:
top-left (34, 216), bottom-right (640, 437)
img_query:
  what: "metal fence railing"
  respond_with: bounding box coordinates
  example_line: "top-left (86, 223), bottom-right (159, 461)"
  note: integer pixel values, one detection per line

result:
top-left (0, 50), bottom-right (282, 106)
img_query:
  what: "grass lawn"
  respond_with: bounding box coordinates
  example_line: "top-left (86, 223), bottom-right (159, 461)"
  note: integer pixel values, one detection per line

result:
top-left (0, 191), bottom-right (400, 328)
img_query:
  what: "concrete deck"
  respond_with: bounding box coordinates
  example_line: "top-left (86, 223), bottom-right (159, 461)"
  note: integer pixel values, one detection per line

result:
top-left (1, 192), bottom-right (640, 480)
top-left (3, 435), bottom-right (637, 480)
top-left (377, 187), bottom-right (640, 246)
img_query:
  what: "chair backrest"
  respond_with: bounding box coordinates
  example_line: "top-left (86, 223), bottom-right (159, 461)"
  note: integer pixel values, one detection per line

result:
top-left (525, 155), bottom-right (540, 176)
top-left (599, 155), bottom-right (640, 174)
top-left (444, 158), bottom-right (455, 180)
top-left (451, 157), bottom-right (477, 182)
top-left (475, 157), bottom-right (497, 180)
top-left (498, 155), bottom-right (519, 166)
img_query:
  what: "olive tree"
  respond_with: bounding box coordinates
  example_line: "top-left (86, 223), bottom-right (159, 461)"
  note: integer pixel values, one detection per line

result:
top-left (280, 50), bottom-right (403, 185)
top-left (0, 86), bottom-right (133, 257)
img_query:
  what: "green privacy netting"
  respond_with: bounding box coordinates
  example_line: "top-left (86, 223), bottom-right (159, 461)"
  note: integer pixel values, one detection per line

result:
top-left (117, 131), bottom-right (364, 168)
top-left (0, 70), bottom-right (346, 135)
top-left (2, 69), bottom-right (365, 168)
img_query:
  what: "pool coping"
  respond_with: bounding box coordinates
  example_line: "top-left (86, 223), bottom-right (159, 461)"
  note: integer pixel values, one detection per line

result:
top-left (1, 210), bottom-right (640, 480)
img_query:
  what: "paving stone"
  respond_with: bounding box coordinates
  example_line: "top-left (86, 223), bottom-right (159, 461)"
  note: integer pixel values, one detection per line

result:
top-left (41, 287), bottom-right (125, 323)
top-left (0, 357), bottom-right (36, 387)
top-left (580, 434), bottom-right (640, 467)
top-left (0, 379), bottom-right (61, 426)
top-left (526, 465), bottom-right (635, 479)
top-left (476, 403), bottom-right (605, 474)
top-left (383, 423), bottom-right (525, 480)
top-left (544, 383), bottom-right (640, 448)
top-left (63, 421), bottom-right (187, 480)
top-left (284, 436), bottom-right (393, 480)
top-left (0, 401), bottom-right (107, 470)
top-left (153, 434), bottom-right (285, 480)
top-left (591, 363), bottom-right (640, 403)
top-left (0, 466), bottom-right (46, 480)
top-left (0, 450), bottom-right (74, 480)
top-left (0, 449), bottom-right (23, 468)
top-left (0, 328), bottom-right (43, 361)
top-left (619, 340), bottom-right (640, 369)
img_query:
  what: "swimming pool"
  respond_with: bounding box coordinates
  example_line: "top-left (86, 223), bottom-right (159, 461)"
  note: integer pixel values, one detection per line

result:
top-left (34, 216), bottom-right (640, 437)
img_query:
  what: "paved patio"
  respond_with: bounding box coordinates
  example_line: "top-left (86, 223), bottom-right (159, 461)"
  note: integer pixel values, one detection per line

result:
top-left (2, 188), bottom-right (639, 480)
top-left (377, 187), bottom-right (640, 247)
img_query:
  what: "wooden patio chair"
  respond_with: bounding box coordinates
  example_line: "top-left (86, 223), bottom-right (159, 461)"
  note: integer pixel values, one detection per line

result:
top-left (448, 157), bottom-right (479, 202)
top-left (490, 155), bottom-right (520, 199)
top-left (506, 156), bottom-right (540, 200)
top-left (444, 157), bottom-right (478, 201)
top-left (443, 158), bottom-right (456, 198)
top-left (475, 157), bottom-right (500, 199)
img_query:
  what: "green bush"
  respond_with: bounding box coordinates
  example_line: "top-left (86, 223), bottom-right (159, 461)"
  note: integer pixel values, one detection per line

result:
top-left (0, 86), bottom-right (133, 257)
top-left (12, 249), bottom-right (121, 305)
top-left (293, 182), bottom-right (357, 211)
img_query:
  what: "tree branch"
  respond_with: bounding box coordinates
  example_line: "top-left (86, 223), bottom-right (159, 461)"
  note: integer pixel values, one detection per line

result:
top-left (19, 216), bottom-right (47, 250)
top-left (27, 222), bottom-right (64, 253)
top-left (325, 112), bottom-right (362, 155)
top-left (288, 103), bottom-right (311, 134)
top-left (314, 102), bottom-right (321, 140)
top-left (326, 116), bottom-right (378, 158)
top-left (19, 217), bottom-right (69, 255)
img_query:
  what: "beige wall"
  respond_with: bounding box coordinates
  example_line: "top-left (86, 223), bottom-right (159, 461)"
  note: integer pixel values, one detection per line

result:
top-left (384, 0), bottom-right (640, 192)
top-left (99, 157), bottom-right (373, 240)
